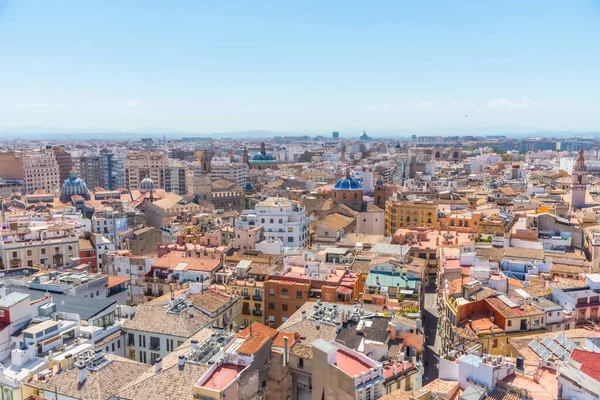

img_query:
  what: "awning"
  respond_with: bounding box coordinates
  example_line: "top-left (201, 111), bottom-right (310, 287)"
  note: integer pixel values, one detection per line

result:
top-left (336, 287), bottom-right (352, 294)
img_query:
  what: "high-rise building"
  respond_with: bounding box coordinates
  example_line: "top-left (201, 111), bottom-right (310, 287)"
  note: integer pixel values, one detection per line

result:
top-left (164, 160), bottom-right (188, 195)
top-left (210, 156), bottom-right (249, 186)
top-left (124, 152), bottom-right (166, 190)
top-left (332, 131), bottom-right (340, 139)
top-left (102, 153), bottom-right (125, 190)
top-left (0, 152), bottom-right (24, 181)
top-left (53, 146), bottom-right (73, 183)
top-left (22, 152), bottom-right (60, 194)
top-left (73, 154), bottom-right (104, 189)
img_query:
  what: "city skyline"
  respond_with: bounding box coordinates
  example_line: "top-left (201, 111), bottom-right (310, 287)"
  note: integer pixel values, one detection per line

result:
top-left (1, 1), bottom-right (599, 135)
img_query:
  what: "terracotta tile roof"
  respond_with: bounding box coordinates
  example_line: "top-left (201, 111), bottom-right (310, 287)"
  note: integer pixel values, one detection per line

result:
top-left (504, 247), bottom-right (544, 260)
top-left (317, 213), bottom-right (355, 231)
top-left (188, 289), bottom-right (238, 314)
top-left (107, 275), bottom-right (130, 288)
top-left (570, 349), bottom-right (600, 381)
top-left (122, 303), bottom-right (212, 337)
top-left (26, 355), bottom-right (148, 400)
top-left (237, 333), bottom-right (271, 355)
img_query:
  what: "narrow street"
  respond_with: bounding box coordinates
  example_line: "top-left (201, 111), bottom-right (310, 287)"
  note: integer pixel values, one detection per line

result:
top-left (422, 287), bottom-right (441, 383)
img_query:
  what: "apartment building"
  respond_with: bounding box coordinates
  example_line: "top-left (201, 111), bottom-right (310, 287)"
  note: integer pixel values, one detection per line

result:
top-left (101, 152), bottom-right (126, 190)
top-left (122, 299), bottom-right (212, 364)
top-left (0, 152), bottom-right (24, 180)
top-left (22, 152), bottom-right (61, 194)
top-left (210, 156), bottom-right (249, 186)
top-left (385, 200), bottom-right (439, 235)
top-left (104, 250), bottom-right (155, 301)
top-left (91, 207), bottom-right (128, 244)
top-left (0, 221), bottom-right (79, 268)
top-left (73, 154), bottom-right (105, 189)
top-left (264, 260), bottom-right (361, 327)
top-left (53, 146), bottom-right (73, 183)
top-left (164, 160), bottom-right (188, 195)
top-left (124, 152), bottom-right (166, 190)
top-left (236, 197), bottom-right (309, 248)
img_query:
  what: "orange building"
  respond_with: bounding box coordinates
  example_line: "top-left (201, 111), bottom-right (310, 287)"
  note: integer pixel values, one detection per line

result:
top-left (264, 262), bottom-right (362, 327)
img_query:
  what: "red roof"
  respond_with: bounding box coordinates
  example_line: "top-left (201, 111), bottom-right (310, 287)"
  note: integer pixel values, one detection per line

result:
top-left (107, 275), bottom-right (131, 288)
top-left (570, 349), bottom-right (600, 381)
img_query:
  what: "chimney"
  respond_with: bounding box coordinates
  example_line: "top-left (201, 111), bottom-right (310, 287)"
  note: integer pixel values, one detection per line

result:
top-left (283, 336), bottom-right (289, 366)
top-left (154, 357), bottom-right (163, 373)
top-left (476, 326), bottom-right (480, 335)
top-left (436, 237), bottom-right (440, 246)
top-left (191, 339), bottom-right (199, 351)
top-left (392, 364), bottom-right (398, 375)
top-left (178, 355), bottom-right (185, 369)
top-left (315, 320), bottom-right (320, 329)
top-left (403, 360), bottom-right (408, 370)
top-left (78, 365), bottom-right (87, 385)
top-left (64, 353), bottom-right (73, 369)
top-left (301, 310), bottom-right (306, 320)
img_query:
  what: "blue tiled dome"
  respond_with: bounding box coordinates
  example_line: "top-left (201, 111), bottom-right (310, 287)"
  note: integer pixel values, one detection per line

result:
top-left (251, 152), bottom-right (275, 161)
top-left (376, 179), bottom-right (384, 185)
top-left (243, 183), bottom-right (255, 191)
top-left (333, 176), bottom-right (363, 191)
top-left (60, 174), bottom-right (90, 203)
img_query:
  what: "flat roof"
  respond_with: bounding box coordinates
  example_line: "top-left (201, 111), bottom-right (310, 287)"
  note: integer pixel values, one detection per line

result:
top-left (0, 292), bottom-right (29, 308)
top-left (23, 319), bottom-right (59, 335)
top-left (200, 364), bottom-right (245, 390)
top-left (335, 349), bottom-right (372, 378)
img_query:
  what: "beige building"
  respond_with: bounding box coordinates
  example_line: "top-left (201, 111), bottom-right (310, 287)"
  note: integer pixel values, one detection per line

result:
top-left (0, 152), bottom-right (24, 180)
top-left (385, 200), bottom-right (438, 236)
top-left (125, 152), bottom-right (166, 190)
top-left (145, 193), bottom-right (203, 228)
top-left (0, 222), bottom-right (79, 268)
top-left (22, 152), bottom-right (61, 194)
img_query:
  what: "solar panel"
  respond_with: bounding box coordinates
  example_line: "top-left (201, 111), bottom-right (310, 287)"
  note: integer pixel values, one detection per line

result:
top-left (554, 333), bottom-right (578, 353)
top-left (542, 338), bottom-right (566, 358)
top-left (528, 340), bottom-right (552, 361)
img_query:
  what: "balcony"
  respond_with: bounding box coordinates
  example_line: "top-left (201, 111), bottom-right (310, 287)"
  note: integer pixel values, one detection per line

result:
top-left (252, 309), bottom-right (263, 316)
top-left (252, 294), bottom-right (262, 301)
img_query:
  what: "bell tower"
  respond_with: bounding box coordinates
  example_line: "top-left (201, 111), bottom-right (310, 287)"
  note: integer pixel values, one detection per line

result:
top-left (570, 149), bottom-right (587, 209)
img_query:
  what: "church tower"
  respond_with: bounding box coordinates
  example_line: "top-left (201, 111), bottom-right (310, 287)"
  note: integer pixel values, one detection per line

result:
top-left (571, 149), bottom-right (587, 209)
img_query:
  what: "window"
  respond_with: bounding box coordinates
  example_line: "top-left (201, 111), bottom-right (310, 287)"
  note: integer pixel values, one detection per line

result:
top-left (139, 335), bottom-right (146, 348)
top-left (270, 219), bottom-right (274, 223)
top-left (288, 227), bottom-right (294, 232)
top-left (150, 337), bottom-right (160, 350)
top-left (492, 339), bottom-right (498, 348)
top-left (269, 288), bottom-right (275, 295)
top-left (118, 340), bottom-right (121, 349)
top-left (112, 343), bottom-right (115, 352)
top-left (12, 251), bottom-right (17, 258)
top-left (508, 320), bottom-right (512, 327)
top-left (282, 288), bottom-right (288, 296)
top-left (268, 302), bottom-right (275, 310)
top-left (296, 291), bottom-right (302, 300)
top-left (27, 250), bottom-right (32, 256)
top-left (128, 333), bottom-right (134, 345)
top-left (288, 237), bottom-right (293, 242)
top-left (150, 353), bottom-right (160, 365)
top-left (41, 248), bottom-right (46, 255)
top-left (298, 357), bottom-right (304, 369)
top-left (282, 304), bottom-right (288, 312)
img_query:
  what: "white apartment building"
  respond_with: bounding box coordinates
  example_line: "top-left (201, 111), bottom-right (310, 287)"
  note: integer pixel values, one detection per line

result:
top-left (238, 197), bottom-right (309, 248)
top-left (210, 156), bottom-right (249, 186)
top-left (124, 152), bottom-right (166, 190)
top-left (104, 250), bottom-right (156, 299)
top-left (91, 208), bottom-right (128, 245)
top-left (22, 152), bottom-right (60, 194)
top-left (0, 221), bottom-right (79, 268)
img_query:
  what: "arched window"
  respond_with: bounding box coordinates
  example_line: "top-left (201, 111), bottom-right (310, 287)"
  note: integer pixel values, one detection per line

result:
top-left (354, 193), bottom-right (357, 199)
top-left (261, 218), bottom-right (265, 223)
top-left (279, 219), bottom-right (283, 223)
top-left (270, 219), bottom-right (274, 224)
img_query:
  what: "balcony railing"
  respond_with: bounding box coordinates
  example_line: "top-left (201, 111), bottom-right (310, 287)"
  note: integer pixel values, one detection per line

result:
top-left (252, 295), bottom-right (262, 301)
top-left (252, 310), bottom-right (263, 316)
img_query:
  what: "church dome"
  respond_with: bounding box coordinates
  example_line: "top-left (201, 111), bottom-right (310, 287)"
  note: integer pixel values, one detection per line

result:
top-left (375, 179), bottom-right (384, 185)
top-left (333, 176), bottom-right (363, 191)
top-left (60, 174), bottom-right (90, 203)
top-left (249, 142), bottom-right (277, 164)
top-left (140, 177), bottom-right (154, 192)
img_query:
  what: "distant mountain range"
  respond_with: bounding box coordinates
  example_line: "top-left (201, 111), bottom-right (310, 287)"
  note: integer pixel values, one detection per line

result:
top-left (0, 126), bottom-right (597, 141)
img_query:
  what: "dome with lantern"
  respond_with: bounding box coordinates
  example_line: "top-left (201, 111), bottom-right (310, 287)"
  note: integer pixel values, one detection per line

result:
top-left (140, 177), bottom-right (154, 193)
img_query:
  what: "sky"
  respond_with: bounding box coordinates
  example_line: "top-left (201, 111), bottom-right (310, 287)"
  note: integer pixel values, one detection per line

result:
top-left (0, 0), bottom-right (599, 136)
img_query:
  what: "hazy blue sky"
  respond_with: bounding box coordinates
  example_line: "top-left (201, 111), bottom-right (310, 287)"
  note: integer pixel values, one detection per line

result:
top-left (0, 0), bottom-right (599, 135)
